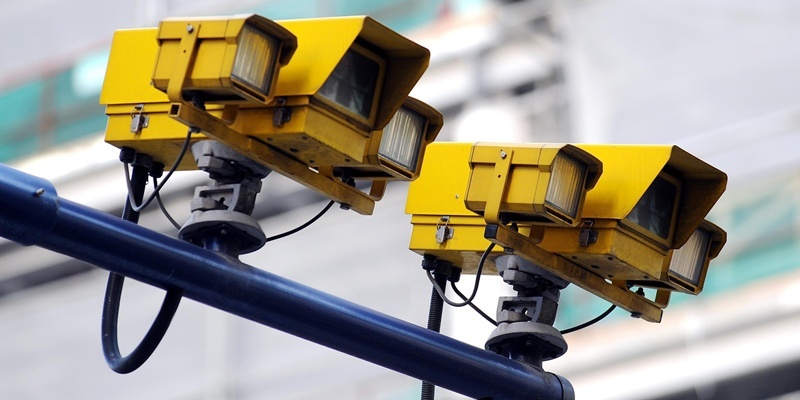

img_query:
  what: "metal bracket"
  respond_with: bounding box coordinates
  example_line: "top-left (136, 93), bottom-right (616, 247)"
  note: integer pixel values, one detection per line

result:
top-left (496, 296), bottom-right (543, 324)
top-left (272, 97), bottom-right (292, 127)
top-left (179, 141), bottom-right (269, 257)
top-left (169, 102), bottom-right (377, 215)
top-left (484, 223), bottom-right (663, 323)
top-left (435, 216), bottom-right (454, 244)
top-left (166, 23), bottom-right (199, 102)
top-left (484, 148), bottom-right (514, 224)
top-left (578, 220), bottom-right (598, 247)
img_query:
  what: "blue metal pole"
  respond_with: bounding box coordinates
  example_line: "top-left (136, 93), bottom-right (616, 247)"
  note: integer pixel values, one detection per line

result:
top-left (0, 164), bottom-right (573, 400)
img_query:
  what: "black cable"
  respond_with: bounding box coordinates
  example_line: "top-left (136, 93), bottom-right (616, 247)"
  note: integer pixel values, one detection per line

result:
top-left (426, 242), bottom-right (495, 308)
top-left (451, 282), bottom-right (497, 326)
top-left (559, 304), bottom-right (616, 335)
top-left (101, 275), bottom-right (183, 373)
top-left (124, 128), bottom-right (193, 213)
top-left (102, 153), bottom-right (183, 374)
top-left (120, 155), bottom-right (148, 223)
top-left (264, 200), bottom-right (335, 243)
top-left (420, 272), bottom-right (449, 400)
top-left (153, 177), bottom-right (181, 230)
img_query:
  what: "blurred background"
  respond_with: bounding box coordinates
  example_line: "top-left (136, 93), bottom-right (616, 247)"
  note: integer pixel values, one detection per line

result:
top-left (0, 0), bottom-right (799, 399)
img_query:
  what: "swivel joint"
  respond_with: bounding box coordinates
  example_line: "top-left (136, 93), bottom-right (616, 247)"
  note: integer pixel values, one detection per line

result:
top-left (179, 141), bottom-right (271, 257)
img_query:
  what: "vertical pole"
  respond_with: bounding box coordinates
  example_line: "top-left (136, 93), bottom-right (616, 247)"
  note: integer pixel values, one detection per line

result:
top-left (421, 271), bottom-right (448, 400)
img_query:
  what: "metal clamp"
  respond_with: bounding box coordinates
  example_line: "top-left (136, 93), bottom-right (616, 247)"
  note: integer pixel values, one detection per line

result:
top-left (272, 97), bottom-right (292, 127)
top-left (578, 220), bottom-right (598, 247)
top-left (435, 216), bottom-right (454, 244)
top-left (130, 104), bottom-right (149, 134)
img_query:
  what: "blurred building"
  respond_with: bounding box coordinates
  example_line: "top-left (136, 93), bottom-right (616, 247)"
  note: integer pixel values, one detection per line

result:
top-left (0, 0), bottom-right (798, 399)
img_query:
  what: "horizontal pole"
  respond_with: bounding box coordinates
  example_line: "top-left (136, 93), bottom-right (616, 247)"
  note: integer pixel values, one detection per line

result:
top-left (0, 164), bottom-right (572, 400)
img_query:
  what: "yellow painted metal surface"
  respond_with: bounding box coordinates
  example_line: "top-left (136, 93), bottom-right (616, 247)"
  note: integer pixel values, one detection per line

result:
top-left (408, 216), bottom-right (506, 274)
top-left (406, 142), bottom-right (725, 312)
top-left (575, 144), bottom-right (727, 248)
top-left (104, 103), bottom-right (207, 170)
top-left (164, 16), bottom-right (432, 175)
top-left (101, 28), bottom-right (211, 169)
top-left (464, 143), bottom-right (601, 227)
top-left (275, 16), bottom-right (429, 130)
top-left (575, 145), bottom-right (671, 219)
top-left (406, 143), bottom-right (475, 217)
top-left (406, 143), bottom-right (504, 272)
top-left (484, 224), bottom-right (663, 322)
top-left (101, 15), bottom-right (432, 210)
top-left (152, 14), bottom-right (297, 104)
top-left (169, 102), bottom-right (376, 215)
top-left (535, 145), bottom-right (727, 294)
top-left (227, 105), bottom-right (370, 166)
top-left (408, 215), bottom-right (540, 274)
top-left (272, 17), bottom-right (364, 97)
top-left (537, 220), bottom-right (670, 283)
top-left (406, 142), bottom-right (539, 273)
top-left (100, 28), bottom-right (166, 105)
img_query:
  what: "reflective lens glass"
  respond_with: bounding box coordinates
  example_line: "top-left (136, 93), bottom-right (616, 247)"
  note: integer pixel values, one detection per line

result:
top-left (669, 227), bottom-right (711, 286)
top-left (319, 49), bottom-right (380, 120)
top-left (626, 176), bottom-right (678, 239)
top-left (545, 153), bottom-right (587, 219)
top-left (379, 107), bottom-right (425, 171)
top-left (232, 24), bottom-right (279, 94)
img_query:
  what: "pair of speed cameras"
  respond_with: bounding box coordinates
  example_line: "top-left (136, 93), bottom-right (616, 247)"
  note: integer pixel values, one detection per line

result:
top-left (99, 13), bottom-right (727, 322)
top-left (100, 14), bottom-right (442, 215)
top-left (406, 143), bottom-right (727, 322)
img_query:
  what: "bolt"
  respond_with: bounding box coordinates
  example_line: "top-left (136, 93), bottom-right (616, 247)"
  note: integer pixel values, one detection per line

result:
top-left (500, 150), bottom-right (507, 159)
top-left (186, 24), bottom-right (194, 33)
top-left (33, 188), bottom-right (45, 197)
